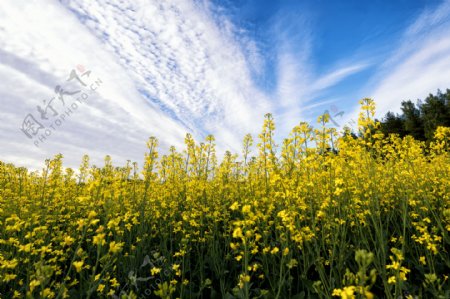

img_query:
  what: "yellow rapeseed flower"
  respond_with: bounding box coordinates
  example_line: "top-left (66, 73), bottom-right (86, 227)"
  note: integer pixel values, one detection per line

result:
top-left (109, 241), bottom-right (123, 254)
top-left (73, 261), bottom-right (84, 273)
top-left (151, 267), bottom-right (161, 275)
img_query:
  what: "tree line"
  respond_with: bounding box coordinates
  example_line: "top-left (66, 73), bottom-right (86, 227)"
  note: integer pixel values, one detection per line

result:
top-left (377, 89), bottom-right (450, 142)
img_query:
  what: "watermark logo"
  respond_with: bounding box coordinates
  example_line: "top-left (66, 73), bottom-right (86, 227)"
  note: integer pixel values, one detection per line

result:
top-left (20, 65), bottom-right (103, 147)
top-left (112, 252), bottom-right (172, 298)
top-left (322, 104), bottom-right (345, 127)
top-left (321, 104), bottom-right (357, 129)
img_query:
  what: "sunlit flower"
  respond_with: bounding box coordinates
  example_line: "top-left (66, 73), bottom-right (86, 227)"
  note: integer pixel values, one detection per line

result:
top-left (73, 261), bottom-right (84, 273)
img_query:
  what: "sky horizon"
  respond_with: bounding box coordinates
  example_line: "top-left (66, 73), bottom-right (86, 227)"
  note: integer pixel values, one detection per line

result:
top-left (1, 0), bottom-right (450, 170)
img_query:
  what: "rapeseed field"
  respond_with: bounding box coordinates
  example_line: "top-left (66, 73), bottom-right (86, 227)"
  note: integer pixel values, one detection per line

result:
top-left (1, 99), bottom-right (449, 298)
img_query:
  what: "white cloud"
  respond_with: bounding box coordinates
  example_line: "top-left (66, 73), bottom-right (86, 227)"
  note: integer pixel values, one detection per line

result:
top-left (311, 63), bottom-right (369, 92)
top-left (272, 11), bottom-right (370, 134)
top-left (340, 0), bottom-right (450, 127)
top-left (0, 0), bottom-right (272, 169)
top-left (406, 0), bottom-right (450, 37)
top-left (268, 0), bottom-right (450, 133)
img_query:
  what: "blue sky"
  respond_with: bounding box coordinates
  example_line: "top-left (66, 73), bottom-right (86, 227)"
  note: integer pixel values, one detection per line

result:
top-left (1, 0), bottom-right (450, 169)
top-left (212, 0), bottom-right (445, 119)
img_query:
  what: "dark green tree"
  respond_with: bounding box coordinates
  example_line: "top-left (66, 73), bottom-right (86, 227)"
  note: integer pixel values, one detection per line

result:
top-left (420, 90), bottom-right (450, 140)
top-left (401, 100), bottom-right (425, 141)
top-left (378, 89), bottom-right (450, 142)
top-left (380, 112), bottom-right (406, 137)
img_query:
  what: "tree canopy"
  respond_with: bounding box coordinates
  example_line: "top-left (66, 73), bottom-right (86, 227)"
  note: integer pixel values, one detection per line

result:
top-left (378, 89), bottom-right (450, 142)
